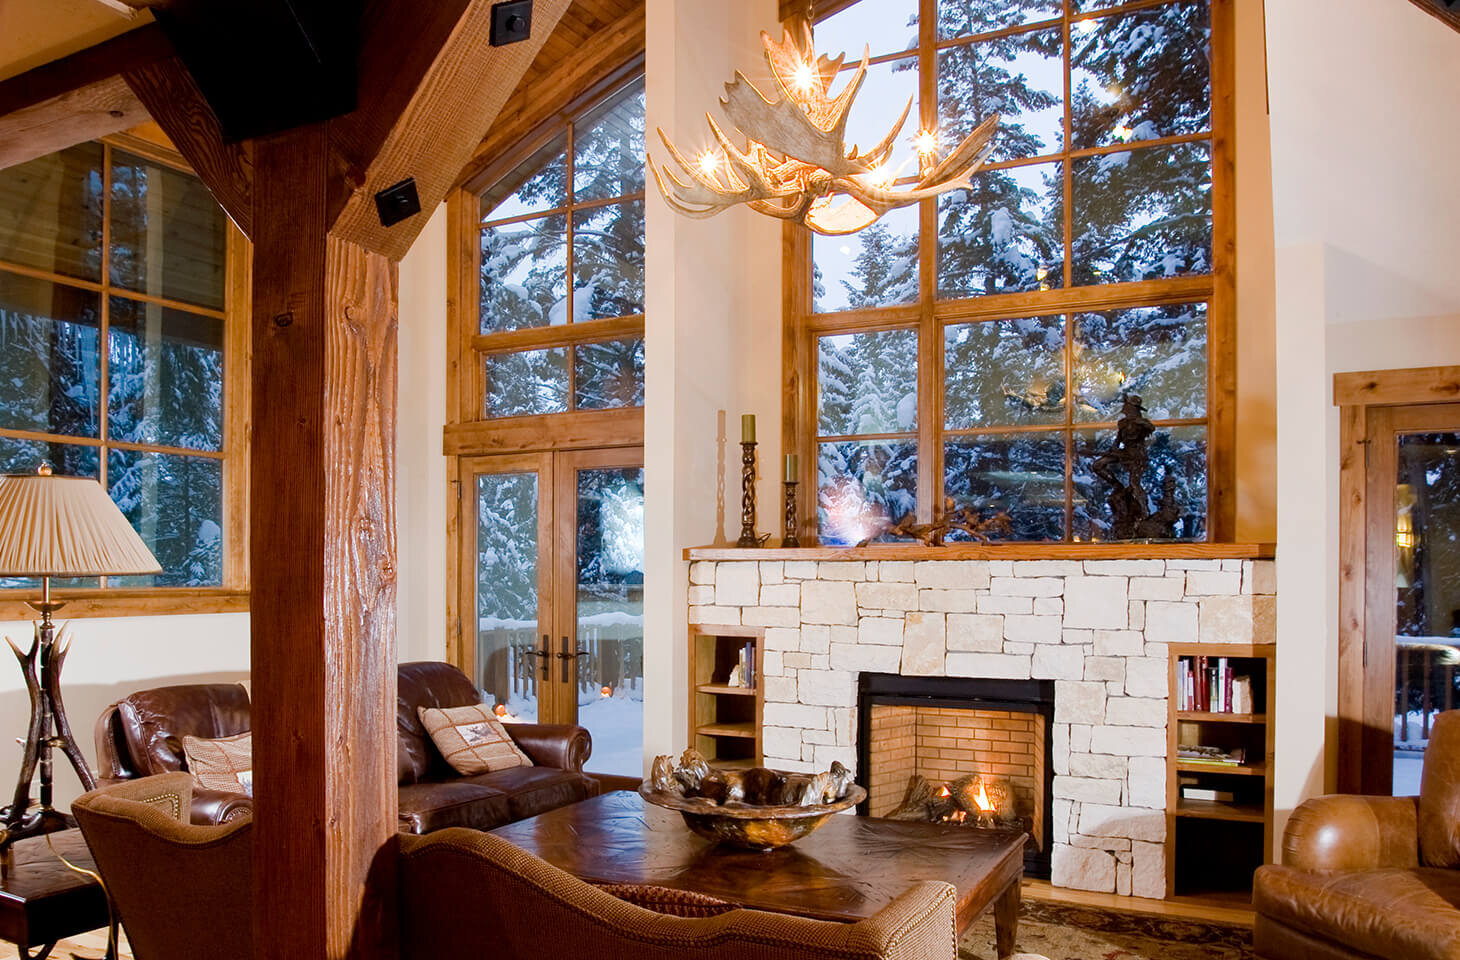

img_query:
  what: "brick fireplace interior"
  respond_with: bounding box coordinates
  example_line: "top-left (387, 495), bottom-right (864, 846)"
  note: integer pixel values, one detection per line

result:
top-left (858, 674), bottom-right (1055, 877)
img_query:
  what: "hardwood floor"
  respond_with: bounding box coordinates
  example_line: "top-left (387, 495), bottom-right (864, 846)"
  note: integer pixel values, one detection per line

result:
top-left (1025, 878), bottom-right (1255, 926)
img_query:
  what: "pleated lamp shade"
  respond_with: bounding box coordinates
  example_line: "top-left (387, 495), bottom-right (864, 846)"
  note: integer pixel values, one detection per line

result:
top-left (0, 473), bottom-right (161, 577)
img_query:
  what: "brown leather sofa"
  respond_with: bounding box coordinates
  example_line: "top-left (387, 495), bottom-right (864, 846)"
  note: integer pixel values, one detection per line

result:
top-left (1253, 710), bottom-right (1460, 960)
top-left (399, 827), bottom-right (959, 960)
top-left (95, 661), bottom-right (599, 831)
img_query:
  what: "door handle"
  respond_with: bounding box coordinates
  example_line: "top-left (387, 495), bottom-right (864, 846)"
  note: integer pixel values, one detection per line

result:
top-left (521, 635), bottom-right (552, 680)
top-left (557, 635), bottom-right (589, 682)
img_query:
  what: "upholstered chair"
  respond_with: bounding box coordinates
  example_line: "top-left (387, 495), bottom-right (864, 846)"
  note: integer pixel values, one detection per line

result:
top-left (1253, 710), bottom-right (1460, 960)
top-left (398, 826), bottom-right (959, 960)
top-left (72, 773), bottom-right (252, 960)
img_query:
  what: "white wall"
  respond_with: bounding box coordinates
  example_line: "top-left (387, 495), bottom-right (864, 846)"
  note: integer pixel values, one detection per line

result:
top-left (1267, 0), bottom-right (1460, 844)
top-left (642, 0), bottom-right (783, 774)
top-left (396, 204), bottom-right (450, 665)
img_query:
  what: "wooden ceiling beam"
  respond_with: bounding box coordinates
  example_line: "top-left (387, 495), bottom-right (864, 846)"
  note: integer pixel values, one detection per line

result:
top-left (1406, 0), bottom-right (1460, 32)
top-left (0, 22), bottom-right (171, 117)
top-left (0, 76), bottom-right (148, 170)
top-left (326, 0), bottom-right (571, 259)
top-left (456, 1), bottom-right (646, 194)
top-left (123, 56), bottom-right (253, 236)
top-left (0, 22), bottom-right (172, 171)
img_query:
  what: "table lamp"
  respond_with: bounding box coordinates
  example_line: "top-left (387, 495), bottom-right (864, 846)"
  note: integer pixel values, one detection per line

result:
top-left (0, 465), bottom-right (161, 847)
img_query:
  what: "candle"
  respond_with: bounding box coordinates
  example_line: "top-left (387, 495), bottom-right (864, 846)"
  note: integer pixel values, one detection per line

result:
top-left (741, 413), bottom-right (756, 443)
top-left (785, 453), bottom-right (798, 479)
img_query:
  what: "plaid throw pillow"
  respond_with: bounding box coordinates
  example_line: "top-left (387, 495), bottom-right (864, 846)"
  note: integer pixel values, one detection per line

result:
top-left (417, 704), bottom-right (532, 775)
top-left (182, 732), bottom-right (253, 795)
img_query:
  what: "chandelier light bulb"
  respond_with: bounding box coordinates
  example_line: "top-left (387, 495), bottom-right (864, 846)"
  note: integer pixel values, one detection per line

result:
top-left (698, 151), bottom-right (720, 177)
top-left (916, 129), bottom-right (940, 156)
top-left (792, 61), bottom-right (817, 93)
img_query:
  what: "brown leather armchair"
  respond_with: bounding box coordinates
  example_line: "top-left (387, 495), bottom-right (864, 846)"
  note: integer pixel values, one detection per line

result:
top-left (1253, 711), bottom-right (1460, 960)
top-left (95, 662), bottom-right (598, 832)
top-left (72, 773), bottom-right (251, 960)
top-left (399, 827), bottom-right (959, 960)
top-left (93, 683), bottom-right (255, 825)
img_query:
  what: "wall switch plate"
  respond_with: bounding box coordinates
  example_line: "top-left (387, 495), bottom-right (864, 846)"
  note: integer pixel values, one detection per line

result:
top-left (490, 1), bottom-right (533, 46)
top-left (374, 177), bottom-right (421, 228)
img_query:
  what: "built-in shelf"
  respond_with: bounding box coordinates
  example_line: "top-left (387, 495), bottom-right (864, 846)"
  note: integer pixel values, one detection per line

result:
top-left (690, 625), bottom-right (764, 767)
top-left (696, 684), bottom-right (757, 697)
top-left (1167, 642), bottom-right (1276, 899)
top-left (1174, 798), bottom-right (1266, 823)
top-left (1176, 711), bottom-right (1267, 724)
top-left (1175, 761), bottom-right (1267, 777)
top-left (685, 543), bottom-right (1275, 562)
top-left (695, 721), bottom-right (757, 739)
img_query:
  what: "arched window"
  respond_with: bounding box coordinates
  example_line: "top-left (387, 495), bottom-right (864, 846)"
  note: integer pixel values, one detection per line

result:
top-left (472, 76), bottom-right (645, 419)
top-left (787, 0), bottom-right (1231, 545)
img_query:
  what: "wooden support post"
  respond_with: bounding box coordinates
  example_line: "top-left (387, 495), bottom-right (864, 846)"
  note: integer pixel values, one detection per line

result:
top-left (250, 126), bottom-right (399, 959)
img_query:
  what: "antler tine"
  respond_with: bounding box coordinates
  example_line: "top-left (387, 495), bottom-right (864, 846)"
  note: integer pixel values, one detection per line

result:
top-left (918, 113), bottom-right (1000, 189)
top-left (649, 161), bottom-right (731, 218)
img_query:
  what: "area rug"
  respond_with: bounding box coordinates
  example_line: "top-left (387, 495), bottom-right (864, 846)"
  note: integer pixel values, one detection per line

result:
top-left (958, 899), bottom-right (1255, 960)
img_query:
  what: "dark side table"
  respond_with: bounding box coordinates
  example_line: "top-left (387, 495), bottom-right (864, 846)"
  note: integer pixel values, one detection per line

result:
top-left (0, 830), bottom-right (114, 960)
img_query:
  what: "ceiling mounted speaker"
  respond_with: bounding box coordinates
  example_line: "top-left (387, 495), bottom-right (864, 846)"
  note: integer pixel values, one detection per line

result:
top-left (490, 1), bottom-right (533, 46)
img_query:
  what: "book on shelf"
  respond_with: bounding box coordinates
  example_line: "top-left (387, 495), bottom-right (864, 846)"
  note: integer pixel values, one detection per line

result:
top-left (1181, 786), bottom-right (1236, 802)
top-left (1176, 656), bottom-right (1253, 715)
top-left (736, 641), bottom-right (755, 689)
top-left (1177, 744), bottom-right (1247, 767)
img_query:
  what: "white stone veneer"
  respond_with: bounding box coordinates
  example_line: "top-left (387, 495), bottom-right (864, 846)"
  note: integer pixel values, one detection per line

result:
top-left (687, 556), bottom-right (1277, 899)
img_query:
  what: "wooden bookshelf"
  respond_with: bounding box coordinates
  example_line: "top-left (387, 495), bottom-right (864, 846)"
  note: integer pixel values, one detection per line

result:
top-left (688, 624), bottom-right (765, 767)
top-left (1166, 642), bottom-right (1276, 898)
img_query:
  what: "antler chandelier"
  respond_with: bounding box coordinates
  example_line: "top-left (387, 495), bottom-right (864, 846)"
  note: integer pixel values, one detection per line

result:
top-left (650, 17), bottom-right (1000, 236)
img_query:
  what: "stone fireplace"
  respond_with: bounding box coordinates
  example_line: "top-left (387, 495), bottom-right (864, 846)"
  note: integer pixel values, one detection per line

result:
top-left (686, 552), bottom-right (1277, 899)
top-left (858, 673), bottom-right (1054, 877)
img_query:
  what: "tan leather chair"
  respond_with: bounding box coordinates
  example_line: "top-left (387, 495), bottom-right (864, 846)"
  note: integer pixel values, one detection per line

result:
top-left (72, 773), bottom-right (252, 960)
top-left (399, 827), bottom-right (959, 960)
top-left (1253, 710), bottom-right (1460, 960)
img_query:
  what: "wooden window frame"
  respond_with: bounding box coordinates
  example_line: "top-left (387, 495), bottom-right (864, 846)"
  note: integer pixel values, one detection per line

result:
top-left (781, 0), bottom-right (1237, 545)
top-left (0, 132), bottom-right (250, 619)
top-left (1334, 365), bottom-right (1460, 793)
top-left (450, 67), bottom-right (648, 430)
top-left (445, 59), bottom-right (648, 666)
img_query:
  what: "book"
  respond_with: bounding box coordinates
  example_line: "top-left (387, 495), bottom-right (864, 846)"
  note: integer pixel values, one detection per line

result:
top-left (1181, 786), bottom-right (1236, 802)
top-left (1232, 675), bottom-right (1253, 714)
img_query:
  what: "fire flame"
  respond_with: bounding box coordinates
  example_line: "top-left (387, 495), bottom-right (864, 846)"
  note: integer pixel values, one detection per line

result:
top-left (973, 780), bottom-right (995, 814)
top-left (938, 785), bottom-right (950, 798)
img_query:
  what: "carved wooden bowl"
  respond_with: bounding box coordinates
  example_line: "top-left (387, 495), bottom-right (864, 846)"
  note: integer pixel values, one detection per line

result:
top-left (638, 779), bottom-right (867, 851)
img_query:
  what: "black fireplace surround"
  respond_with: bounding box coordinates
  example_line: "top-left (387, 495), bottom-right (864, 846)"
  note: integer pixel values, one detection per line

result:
top-left (856, 672), bottom-right (1056, 879)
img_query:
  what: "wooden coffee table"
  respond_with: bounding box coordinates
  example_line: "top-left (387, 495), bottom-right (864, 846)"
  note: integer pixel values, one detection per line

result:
top-left (0, 830), bottom-right (115, 960)
top-left (491, 791), bottom-right (1024, 957)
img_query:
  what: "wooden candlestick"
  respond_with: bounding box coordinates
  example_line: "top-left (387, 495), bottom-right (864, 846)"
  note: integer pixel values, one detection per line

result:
top-left (737, 441), bottom-right (760, 547)
top-left (782, 481), bottom-right (800, 548)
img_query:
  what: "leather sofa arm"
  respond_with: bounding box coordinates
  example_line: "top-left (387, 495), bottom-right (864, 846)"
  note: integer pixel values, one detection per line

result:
top-left (1282, 794), bottom-right (1420, 872)
top-left (190, 788), bottom-right (254, 826)
top-left (506, 723), bottom-right (591, 772)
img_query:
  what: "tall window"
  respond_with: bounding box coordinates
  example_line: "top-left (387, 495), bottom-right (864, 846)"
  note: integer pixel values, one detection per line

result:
top-left (0, 141), bottom-right (236, 589)
top-left (476, 77), bottom-right (645, 418)
top-left (800, 0), bottom-right (1226, 545)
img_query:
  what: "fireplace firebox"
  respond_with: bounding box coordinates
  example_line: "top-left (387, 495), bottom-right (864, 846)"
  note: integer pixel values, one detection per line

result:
top-left (856, 673), bottom-right (1055, 878)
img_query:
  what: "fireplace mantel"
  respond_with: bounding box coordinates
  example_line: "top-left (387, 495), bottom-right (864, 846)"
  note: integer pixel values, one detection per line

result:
top-left (685, 543), bottom-right (1275, 562)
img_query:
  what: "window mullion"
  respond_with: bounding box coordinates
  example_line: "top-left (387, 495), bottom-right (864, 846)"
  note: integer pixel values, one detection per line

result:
top-left (565, 122), bottom-right (577, 411)
top-left (99, 143), bottom-right (112, 589)
top-left (916, 0), bottom-right (938, 525)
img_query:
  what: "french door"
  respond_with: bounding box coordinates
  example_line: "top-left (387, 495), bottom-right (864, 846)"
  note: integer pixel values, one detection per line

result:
top-left (1346, 404), bottom-right (1460, 794)
top-left (457, 448), bottom-right (645, 776)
